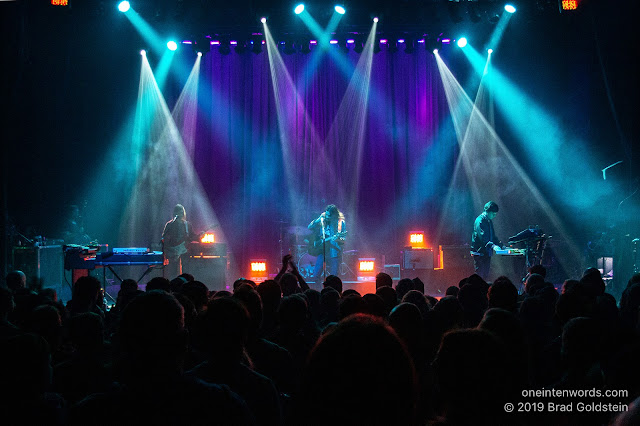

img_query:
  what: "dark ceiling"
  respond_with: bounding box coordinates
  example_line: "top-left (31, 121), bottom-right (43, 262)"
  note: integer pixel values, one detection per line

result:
top-left (26, 0), bottom-right (566, 41)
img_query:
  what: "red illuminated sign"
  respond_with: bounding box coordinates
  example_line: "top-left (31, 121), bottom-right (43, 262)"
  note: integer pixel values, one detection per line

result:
top-left (562, 0), bottom-right (578, 10)
top-left (51, 0), bottom-right (69, 5)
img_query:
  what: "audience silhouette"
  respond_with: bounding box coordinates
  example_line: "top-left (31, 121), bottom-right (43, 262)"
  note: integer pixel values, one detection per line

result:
top-left (2, 259), bottom-right (640, 425)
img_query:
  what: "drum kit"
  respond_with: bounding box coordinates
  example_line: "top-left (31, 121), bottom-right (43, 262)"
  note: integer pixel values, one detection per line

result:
top-left (283, 224), bottom-right (356, 279)
top-left (285, 225), bottom-right (317, 279)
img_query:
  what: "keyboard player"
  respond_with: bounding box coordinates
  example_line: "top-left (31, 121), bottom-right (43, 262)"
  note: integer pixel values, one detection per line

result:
top-left (470, 201), bottom-right (505, 279)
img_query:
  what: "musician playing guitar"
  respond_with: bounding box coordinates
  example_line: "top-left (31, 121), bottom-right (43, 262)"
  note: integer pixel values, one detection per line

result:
top-left (307, 204), bottom-right (346, 281)
top-left (162, 204), bottom-right (201, 278)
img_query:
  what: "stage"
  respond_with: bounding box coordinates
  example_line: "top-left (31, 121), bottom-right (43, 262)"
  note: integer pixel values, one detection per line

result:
top-left (2, 1), bottom-right (639, 301)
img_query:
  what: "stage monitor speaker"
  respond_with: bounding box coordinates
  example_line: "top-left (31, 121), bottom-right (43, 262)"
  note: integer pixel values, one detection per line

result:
top-left (402, 248), bottom-right (434, 270)
top-left (436, 245), bottom-right (475, 287)
top-left (12, 245), bottom-right (67, 299)
top-left (183, 256), bottom-right (226, 291)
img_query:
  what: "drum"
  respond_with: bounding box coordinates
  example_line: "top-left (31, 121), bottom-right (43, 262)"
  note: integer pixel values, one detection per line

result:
top-left (297, 252), bottom-right (317, 279)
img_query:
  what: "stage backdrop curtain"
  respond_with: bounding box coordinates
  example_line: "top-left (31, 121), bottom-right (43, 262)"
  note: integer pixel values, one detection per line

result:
top-left (189, 47), bottom-right (459, 267)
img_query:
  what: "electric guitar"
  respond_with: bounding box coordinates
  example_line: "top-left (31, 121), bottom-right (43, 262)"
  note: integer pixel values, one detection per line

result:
top-left (308, 231), bottom-right (347, 256)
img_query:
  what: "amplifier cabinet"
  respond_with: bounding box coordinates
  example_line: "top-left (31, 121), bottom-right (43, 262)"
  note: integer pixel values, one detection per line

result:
top-left (12, 246), bottom-right (66, 297)
top-left (183, 256), bottom-right (227, 291)
top-left (435, 245), bottom-right (476, 288)
top-left (402, 248), bottom-right (434, 270)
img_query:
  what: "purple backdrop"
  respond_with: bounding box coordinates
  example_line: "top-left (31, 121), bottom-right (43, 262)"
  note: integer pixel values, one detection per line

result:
top-left (190, 46), bottom-right (457, 270)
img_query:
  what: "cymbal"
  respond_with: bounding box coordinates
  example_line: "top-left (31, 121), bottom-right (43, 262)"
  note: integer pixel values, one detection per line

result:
top-left (287, 226), bottom-right (312, 236)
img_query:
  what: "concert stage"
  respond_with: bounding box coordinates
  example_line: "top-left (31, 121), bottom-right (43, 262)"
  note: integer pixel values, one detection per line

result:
top-left (3, 1), bottom-right (639, 301)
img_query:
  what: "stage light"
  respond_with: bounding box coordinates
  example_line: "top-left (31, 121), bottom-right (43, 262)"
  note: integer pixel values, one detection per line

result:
top-left (409, 231), bottom-right (426, 248)
top-left (249, 259), bottom-right (268, 282)
top-left (334, 5), bottom-right (346, 15)
top-left (358, 258), bottom-right (376, 281)
top-left (260, 17), bottom-right (267, 23)
top-left (359, 260), bottom-right (374, 272)
top-left (167, 40), bottom-right (177, 51)
top-left (457, 37), bottom-right (468, 48)
top-left (488, 48), bottom-right (493, 54)
top-left (294, 4), bottom-right (304, 14)
top-left (504, 4), bottom-right (516, 13)
top-left (140, 49), bottom-right (146, 56)
top-left (201, 233), bottom-right (215, 243)
top-left (373, 17), bottom-right (379, 23)
top-left (197, 51), bottom-right (202, 57)
top-left (118, 1), bottom-right (130, 13)
top-left (251, 261), bottom-right (266, 272)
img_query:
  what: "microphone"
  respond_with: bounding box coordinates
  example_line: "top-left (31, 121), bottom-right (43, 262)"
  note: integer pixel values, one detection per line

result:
top-left (173, 215), bottom-right (179, 222)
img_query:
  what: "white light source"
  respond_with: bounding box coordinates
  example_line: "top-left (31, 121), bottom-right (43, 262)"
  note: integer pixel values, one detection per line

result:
top-left (294, 4), bottom-right (304, 14)
top-left (140, 49), bottom-right (146, 56)
top-left (505, 4), bottom-right (516, 13)
top-left (167, 41), bottom-right (178, 51)
top-left (118, 1), bottom-right (130, 13)
top-left (260, 17), bottom-right (267, 23)
top-left (457, 37), bottom-right (468, 48)
top-left (373, 17), bottom-right (379, 23)
top-left (334, 5), bottom-right (346, 14)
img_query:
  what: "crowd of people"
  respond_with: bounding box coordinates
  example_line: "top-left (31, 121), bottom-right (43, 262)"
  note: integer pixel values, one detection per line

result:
top-left (2, 259), bottom-right (640, 425)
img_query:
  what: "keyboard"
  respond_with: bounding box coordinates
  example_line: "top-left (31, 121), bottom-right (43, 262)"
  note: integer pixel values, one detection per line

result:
top-left (494, 248), bottom-right (525, 256)
top-left (95, 251), bottom-right (164, 265)
top-left (112, 247), bottom-right (149, 254)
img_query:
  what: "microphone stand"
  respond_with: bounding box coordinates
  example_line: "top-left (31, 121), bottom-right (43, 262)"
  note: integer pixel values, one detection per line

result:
top-left (322, 218), bottom-right (327, 281)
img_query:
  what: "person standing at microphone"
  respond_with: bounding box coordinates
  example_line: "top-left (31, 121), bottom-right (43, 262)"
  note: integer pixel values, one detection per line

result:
top-left (307, 204), bottom-right (346, 281)
top-left (162, 204), bottom-right (198, 278)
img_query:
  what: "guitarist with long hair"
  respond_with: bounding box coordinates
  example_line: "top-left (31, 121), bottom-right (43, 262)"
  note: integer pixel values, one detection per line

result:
top-left (162, 204), bottom-right (199, 278)
top-left (307, 204), bottom-right (347, 281)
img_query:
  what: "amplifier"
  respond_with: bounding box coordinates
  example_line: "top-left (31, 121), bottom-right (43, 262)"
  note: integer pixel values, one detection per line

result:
top-left (402, 248), bottom-right (434, 270)
top-left (188, 242), bottom-right (227, 257)
top-left (183, 256), bottom-right (226, 291)
top-left (12, 245), bottom-right (65, 294)
top-left (436, 245), bottom-right (476, 287)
